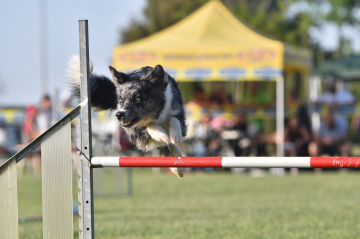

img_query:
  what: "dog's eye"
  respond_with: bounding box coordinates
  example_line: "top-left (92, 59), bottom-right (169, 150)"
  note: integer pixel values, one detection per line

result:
top-left (119, 98), bottom-right (123, 102)
top-left (135, 97), bottom-right (140, 101)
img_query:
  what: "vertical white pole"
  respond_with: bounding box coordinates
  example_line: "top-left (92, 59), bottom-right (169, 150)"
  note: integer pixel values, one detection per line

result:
top-left (276, 76), bottom-right (284, 157)
top-left (78, 20), bottom-right (94, 239)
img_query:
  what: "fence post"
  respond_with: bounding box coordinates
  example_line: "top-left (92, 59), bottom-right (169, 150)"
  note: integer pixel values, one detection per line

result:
top-left (0, 158), bottom-right (18, 239)
top-left (78, 20), bottom-right (94, 239)
top-left (41, 118), bottom-right (73, 239)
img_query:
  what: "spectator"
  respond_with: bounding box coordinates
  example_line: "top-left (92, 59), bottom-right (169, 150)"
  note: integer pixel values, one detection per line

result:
top-left (193, 113), bottom-right (222, 157)
top-left (242, 82), bottom-right (273, 106)
top-left (22, 105), bottom-right (40, 143)
top-left (36, 95), bottom-right (52, 133)
top-left (242, 82), bottom-right (273, 132)
top-left (309, 112), bottom-right (351, 157)
top-left (284, 115), bottom-right (310, 157)
top-left (316, 82), bottom-right (355, 106)
top-left (286, 90), bottom-right (302, 108)
top-left (227, 113), bottom-right (257, 156)
top-left (21, 105), bottom-right (41, 175)
top-left (209, 83), bottom-right (232, 106)
top-left (188, 85), bottom-right (211, 108)
top-left (0, 122), bottom-right (7, 154)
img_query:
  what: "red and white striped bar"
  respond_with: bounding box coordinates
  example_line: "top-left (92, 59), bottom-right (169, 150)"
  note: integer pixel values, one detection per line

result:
top-left (91, 157), bottom-right (360, 168)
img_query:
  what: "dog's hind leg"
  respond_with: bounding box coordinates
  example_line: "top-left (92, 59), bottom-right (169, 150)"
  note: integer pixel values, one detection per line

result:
top-left (158, 146), bottom-right (171, 156)
top-left (170, 144), bottom-right (182, 157)
top-left (158, 145), bottom-right (183, 178)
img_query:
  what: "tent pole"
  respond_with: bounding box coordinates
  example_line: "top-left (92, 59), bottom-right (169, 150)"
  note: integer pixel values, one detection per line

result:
top-left (276, 76), bottom-right (284, 157)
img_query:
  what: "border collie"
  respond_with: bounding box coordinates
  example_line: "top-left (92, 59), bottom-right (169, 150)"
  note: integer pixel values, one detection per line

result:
top-left (67, 56), bottom-right (187, 178)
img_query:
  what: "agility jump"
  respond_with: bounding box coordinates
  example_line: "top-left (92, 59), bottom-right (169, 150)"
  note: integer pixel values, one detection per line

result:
top-left (1, 20), bottom-right (360, 239)
top-left (92, 156), bottom-right (360, 168)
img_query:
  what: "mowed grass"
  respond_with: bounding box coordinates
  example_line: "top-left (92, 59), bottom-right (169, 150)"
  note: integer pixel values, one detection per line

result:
top-left (18, 169), bottom-right (360, 239)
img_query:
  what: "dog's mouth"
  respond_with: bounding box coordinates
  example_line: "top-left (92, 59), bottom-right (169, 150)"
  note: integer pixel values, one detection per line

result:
top-left (119, 117), bottom-right (138, 128)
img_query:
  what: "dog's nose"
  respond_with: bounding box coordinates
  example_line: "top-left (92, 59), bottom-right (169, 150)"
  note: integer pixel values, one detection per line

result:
top-left (116, 111), bottom-right (125, 119)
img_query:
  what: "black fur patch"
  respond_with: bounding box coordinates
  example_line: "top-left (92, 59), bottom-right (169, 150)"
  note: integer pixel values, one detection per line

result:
top-left (72, 74), bottom-right (118, 111)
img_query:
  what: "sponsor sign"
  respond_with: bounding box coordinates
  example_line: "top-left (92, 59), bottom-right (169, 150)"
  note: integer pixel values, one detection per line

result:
top-left (118, 51), bottom-right (157, 62)
top-left (237, 49), bottom-right (276, 62)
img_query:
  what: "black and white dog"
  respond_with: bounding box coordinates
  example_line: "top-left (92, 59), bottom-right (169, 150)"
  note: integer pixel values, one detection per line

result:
top-left (67, 56), bottom-right (187, 177)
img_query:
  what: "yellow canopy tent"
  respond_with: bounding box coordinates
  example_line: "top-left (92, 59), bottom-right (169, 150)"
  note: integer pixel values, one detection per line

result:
top-left (112, 0), bottom-right (311, 81)
top-left (112, 0), bottom-right (312, 156)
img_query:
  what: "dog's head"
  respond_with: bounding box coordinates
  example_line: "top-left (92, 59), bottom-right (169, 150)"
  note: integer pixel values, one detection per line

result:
top-left (109, 65), bottom-right (168, 128)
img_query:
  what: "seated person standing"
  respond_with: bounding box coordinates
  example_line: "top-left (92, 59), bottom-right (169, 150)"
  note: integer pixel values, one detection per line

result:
top-left (309, 112), bottom-right (351, 156)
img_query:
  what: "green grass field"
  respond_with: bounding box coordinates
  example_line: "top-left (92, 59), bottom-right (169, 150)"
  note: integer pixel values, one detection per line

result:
top-left (17, 169), bottom-right (360, 239)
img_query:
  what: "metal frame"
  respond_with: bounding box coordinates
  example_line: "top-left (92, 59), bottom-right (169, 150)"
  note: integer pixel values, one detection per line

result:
top-left (0, 105), bottom-right (81, 169)
top-left (77, 20), bottom-right (94, 239)
top-left (0, 102), bottom-right (81, 239)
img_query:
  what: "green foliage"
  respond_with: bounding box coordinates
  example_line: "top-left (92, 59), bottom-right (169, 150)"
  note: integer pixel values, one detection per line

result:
top-left (120, 0), bottom-right (314, 49)
top-left (234, 1), bottom-right (312, 47)
top-left (120, 0), bottom-right (209, 44)
top-left (303, 0), bottom-right (360, 25)
top-left (288, 0), bottom-right (360, 58)
top-left (120, 0), bottom-right (360, 58)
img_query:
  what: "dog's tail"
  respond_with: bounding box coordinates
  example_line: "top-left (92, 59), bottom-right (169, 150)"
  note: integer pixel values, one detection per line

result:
top-left (67, 55), bottom-right (118, 111)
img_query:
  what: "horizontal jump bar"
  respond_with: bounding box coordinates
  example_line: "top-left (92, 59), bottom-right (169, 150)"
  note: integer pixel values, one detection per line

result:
top-left (91, 157), bottom-right (360, 168)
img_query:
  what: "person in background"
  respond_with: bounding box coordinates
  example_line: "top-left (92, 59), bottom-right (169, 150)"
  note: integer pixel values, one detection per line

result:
top-left (209, 83), bottom-right (233, 106)
top-left (0, 121), bottom-right (7, 154)
top-left (316, 82), bottom-right (355, 106)
top-left (242, 82), bottom-right (273, 107)
top-left (22, 105), bottom-right (40, 143)
top-left (309, 112), bottom-right (351, 157)
top-left (194, 113), bottom-right (222, 156)
top-left (241, 82), bottom-right (274, 137)
top-left (284, 115), bottom-right (311, 157)
top-left (192, 112), bottom-right (222, 172)
top-left (188, 85), bottom-right (211, 108)
top-left (229, 113), bottom-right (258, 156)
top-left (36, 95), bottom-right (52, 133)
top-left (21, 105), bottom-right (41, 175)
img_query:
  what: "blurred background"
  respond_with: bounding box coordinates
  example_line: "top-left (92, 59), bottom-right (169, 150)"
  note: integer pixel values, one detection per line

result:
top-left (2, 1), bottom-right (360, 238)
top-left (2, 0), bottom-right (360, 172)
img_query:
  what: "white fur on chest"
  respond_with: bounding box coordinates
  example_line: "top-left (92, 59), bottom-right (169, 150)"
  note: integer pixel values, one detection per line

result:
top-left (155, 84), bottom-right (173, 126)
top-left (143, 83), bottom-right (181, 151)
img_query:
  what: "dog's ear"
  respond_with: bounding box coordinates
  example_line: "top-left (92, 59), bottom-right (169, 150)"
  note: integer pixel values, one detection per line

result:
top-left (109, 66), bottom-right (129, 85)
top-left (146, 65), bottom-right (165, 85)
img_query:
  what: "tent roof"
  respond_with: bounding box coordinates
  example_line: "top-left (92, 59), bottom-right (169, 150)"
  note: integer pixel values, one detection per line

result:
top-left (312, 55), bottom-right (360, 81)
top-left (113, 0), bottom-right (311, 81)
top-left (117, 1), bottom-right (281, 50)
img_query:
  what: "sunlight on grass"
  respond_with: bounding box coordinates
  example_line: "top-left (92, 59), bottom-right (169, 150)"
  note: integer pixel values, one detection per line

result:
top-left (17, 169), bottom-right (360, 238)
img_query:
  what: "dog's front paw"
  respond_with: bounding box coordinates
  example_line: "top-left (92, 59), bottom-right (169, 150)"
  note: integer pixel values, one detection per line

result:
top-left (147, 123), bottom-right (170, 143)
top-left (156, 133), bottom-right (171, 143)
top-left (169, 117), bottom-right (182, 144)
top-left (170, 130), bottom-right (182, 145)
top-left (149, 130), bottom-right (170, 143)
top-left (170, 167), bottom-right (184, 178)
